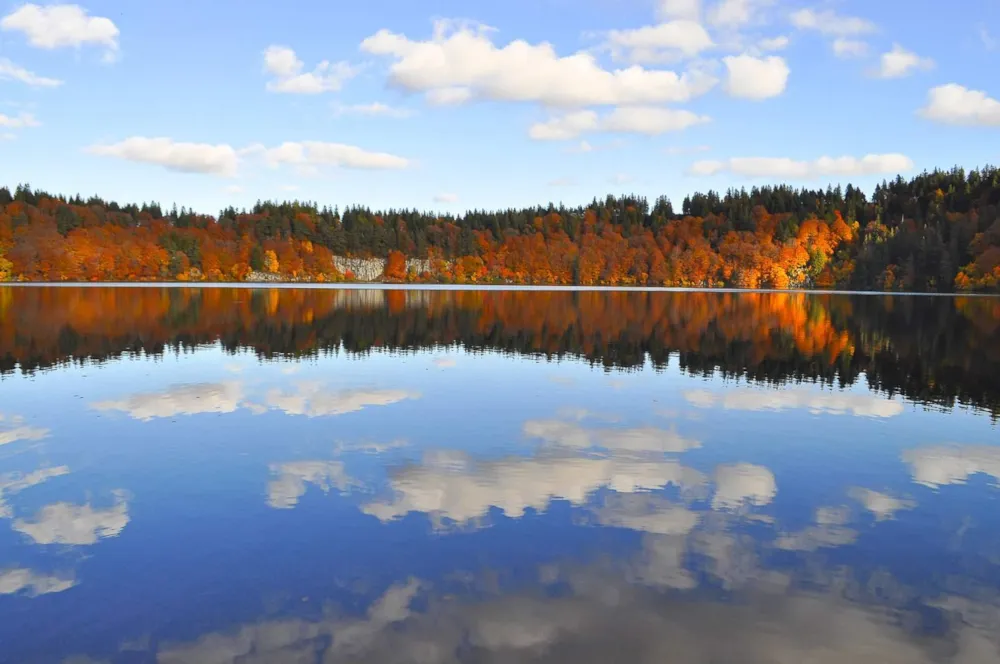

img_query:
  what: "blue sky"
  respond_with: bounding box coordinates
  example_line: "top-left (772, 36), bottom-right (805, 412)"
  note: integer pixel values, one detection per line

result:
top-left (0, 0), bottom-right (997, 215)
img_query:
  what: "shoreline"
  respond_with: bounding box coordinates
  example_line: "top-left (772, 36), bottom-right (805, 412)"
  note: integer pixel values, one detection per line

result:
top-left (1, 282), bottom-right (996, 297)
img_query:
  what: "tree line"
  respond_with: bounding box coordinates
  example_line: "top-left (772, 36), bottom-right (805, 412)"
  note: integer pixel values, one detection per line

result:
top-left (0, 165), bottom-right (999, 290)
top-left (2, 287), bottom-right (998, 418)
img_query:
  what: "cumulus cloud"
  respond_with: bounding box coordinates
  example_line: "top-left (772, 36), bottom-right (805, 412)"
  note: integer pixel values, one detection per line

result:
top-left (689, 153), bottom-right (914, 179)
top-left (362, 450), bottom-right (707, 525)
top-left (157, 579), bottom-right (422, 664)
top-left (875, 44), bottom-right (933, 79)
top-left (707, 0), bottom-right (764, 28)
top-left (332, 102), bottom-right (414, 118)
top-left (91, 382), bottom-right (244, 420)
top-left (0, 465), bottom-right (70, 518)
top-left (832, 38), bottom-right (869, 58)
top-left (263, 45), bottom-right (358, 94)
top-left (711, 463), bottom-right (776, 510)
top-left (918, 84), bottom-right (1000, 127)
top-left (790, 8), bottom-right (877, 36)
top-left (848, 487), bottom-right (915, 521)
top-left (0, 58), bottom-right (61, 87)
top-left (425, 86), bottom-right (473, 106)
top-left (605, 20), bottom-right (714, 64)
top-left (722, 54), bottom-right (789, 99)
top-left (529, 106), bottom-right (709, 140)
top-left (0, 112), bottom-right (39, 128)
top-left (683, 388), bottom-right (905, 418)
top-left (433, 193), bottom-right (459, 203)
top-left (1, 3), bottom-right (119, 57)
top-left (86, 137), bottom-right (241, 177)
top-left (591, 493), bottom-right (701, 535)
top-left (902, 445), bottom-right (1000, 488)
top-left (359, 19), bottom-right (714, 107)
top-left (0, 568), bottom-right (75, 596)
top-left (758, 35), bottom-right (790, 51)
top-left (256, 382), bottom-right (420, 417)
top-left (523, 418), bottom-right (701, 455)
top-left (146, 565), bottom-right (963, 664)
top-left (266, 461), bottom-right (356, 509)
top-left (656, 0), bottom-right (701, 21)
top-left (13, 492), bottom-right (128, 545)
top-left (774, 506), bottom-right (858, 551)
top-left (0, 414), bottom-right (49, 447)
top-left (255, 141), bottom-right (411, 170)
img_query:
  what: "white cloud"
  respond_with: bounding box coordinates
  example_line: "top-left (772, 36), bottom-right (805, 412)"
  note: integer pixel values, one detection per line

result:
top-left (425, 86), bottom-right (473, 106)
top-left (257, 141), bottom-right (411, 170)
top-left (918, 84), bottom-right (1000, 127)
top-left (592, 493), bottom-right (700, 535)
top-left (832, 38), bottom-right (868, 58)
top-left (530, 106), bottom-right (708, 141)
top-left (847, 487), bottom-right (915, 521)
top-left (91, 382), bottom-right (244, 420)
top-left (656, 0), bottom-right (701, 21)
top-left (263, 45), bottom-right (358, 94)
top-left (0, 111), bottom-right (39, 128)
top-left (257, 382), bottom-right (420, 417)
top-left (758, 35), bottom-right (789, 51)
top-left (433, 193), bottom-right (459, 203)
top-left (360, 19), bottom-right (714, 107)
top-left (789, 8), bottom-right (876, 36)
top-left (223, 184), bottom-right (244, 194)
top-left (1, 4), bottom-right (119, 56)
top-left (14, 493), bottom-right (129, 545)
top-left (875, 44), bottom-right (933, 79)
top-left (529, 110), bottom-right (598, 140)
top-left (606, 20), bottom-right (714, 64)
top-left (267, 461), bottom-right (356, 509)
top-left (689, 153), bottom-right (914, 179)
top-left (610, 173), bottom-right (634, 185)
top-left (707, 0), bottom-right (760, 28)
top-left (0, 568), bottom-right (75, 596)
top-left (722, 54), bottom-right (789, 99)
top-left (0, 465), bottom-right (70, 518)
top-left (333, 102), bottom-right (414, 118)
top-left (711, 462), bottom-right (776, 510)
top-left (0, 414), bottom-right (49, 448)
top-left (86, 137), bottom-right (241, 177)
top-left (665, 144), bottom-right (711, 155)
top-left (684, 388), bottom-right (906, 417)
top-left (523, 418), bottom-right (701, 455)
top-left (980, 24), bottom-right (996, 51)
top-left (364, 451), bottom-right (707, 525)
top-left (548, 177), bottom-right (576, 187)
top-left (0, 57), bottom-right (62, 87)
top-left (902, 445), bottom-right (1000, 488)
top-left (775, 520), bottom-right (857, 552)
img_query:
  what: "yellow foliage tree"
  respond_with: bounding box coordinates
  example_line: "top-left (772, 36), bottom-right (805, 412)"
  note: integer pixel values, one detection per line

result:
top-left (263, 250), bottom-right (279, 274)
top-left (0, 245), bottom-right (14, 281)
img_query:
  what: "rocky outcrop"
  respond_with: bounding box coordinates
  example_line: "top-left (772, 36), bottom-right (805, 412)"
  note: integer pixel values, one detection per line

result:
top-left (246, 256), bottom-right (442, 283)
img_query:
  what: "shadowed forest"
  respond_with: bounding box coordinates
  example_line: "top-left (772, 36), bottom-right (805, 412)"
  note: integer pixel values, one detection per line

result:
top-left (1, 166), bottom-right (999, 290)
top-left (2, 287), bottom-right (998, 418)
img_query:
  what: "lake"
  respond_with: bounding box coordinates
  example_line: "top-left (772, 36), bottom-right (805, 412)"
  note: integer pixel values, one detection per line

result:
top-left (1, 286), bottom-right (999, 663)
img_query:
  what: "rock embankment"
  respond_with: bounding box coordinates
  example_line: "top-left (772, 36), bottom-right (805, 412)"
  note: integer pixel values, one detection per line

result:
top-left (246, 256), bottom-right (437, 283)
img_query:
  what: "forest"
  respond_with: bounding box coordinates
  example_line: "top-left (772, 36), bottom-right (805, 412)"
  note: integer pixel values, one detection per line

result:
top-left (0, 166), bottom-right (999, 290)
top-left (2, 287), bottom-right (999, 418)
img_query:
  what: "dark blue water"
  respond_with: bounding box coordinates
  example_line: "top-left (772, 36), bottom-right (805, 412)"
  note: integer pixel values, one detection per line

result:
top-left (1, 287), bottom-right (999, 663)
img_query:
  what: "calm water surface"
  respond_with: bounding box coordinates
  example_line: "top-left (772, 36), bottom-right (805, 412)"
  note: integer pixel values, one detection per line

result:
top-left (1, 286), bottom-right (1000, 663)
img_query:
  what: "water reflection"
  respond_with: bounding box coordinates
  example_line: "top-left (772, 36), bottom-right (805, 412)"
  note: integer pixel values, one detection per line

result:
top-left (0, 287), bottom-right (997, 662)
